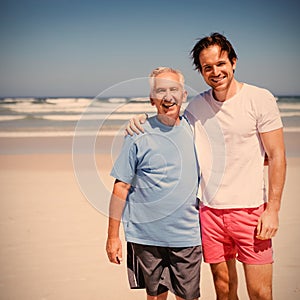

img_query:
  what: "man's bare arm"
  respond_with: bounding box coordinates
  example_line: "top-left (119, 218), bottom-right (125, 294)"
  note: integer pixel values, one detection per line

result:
top-left (106, 180), bottom-right (131, 264)
top-left (257, 128), bottom-right (286, 240)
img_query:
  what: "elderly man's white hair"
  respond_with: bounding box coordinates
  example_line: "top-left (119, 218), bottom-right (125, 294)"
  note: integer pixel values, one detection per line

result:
top-left (149, 67), bottom-right (185, 95)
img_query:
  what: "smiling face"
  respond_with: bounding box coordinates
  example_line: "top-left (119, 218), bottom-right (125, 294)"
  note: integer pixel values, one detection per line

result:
top-left (199, 45), bottom-right (237, 101)
top-left (150, 71), bottom-right (187, 126)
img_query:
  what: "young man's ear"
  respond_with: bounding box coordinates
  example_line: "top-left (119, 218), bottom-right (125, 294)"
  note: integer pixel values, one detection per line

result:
top-left (232, 57), bottom-right (237, 72)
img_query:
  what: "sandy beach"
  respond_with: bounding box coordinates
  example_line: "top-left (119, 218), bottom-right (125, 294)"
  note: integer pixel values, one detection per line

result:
top-left (0, 132), bottom-right (299, 300)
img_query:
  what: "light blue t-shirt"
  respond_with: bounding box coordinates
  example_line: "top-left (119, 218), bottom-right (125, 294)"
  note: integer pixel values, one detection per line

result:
top-left (110, 116), bottom-right (201, 247)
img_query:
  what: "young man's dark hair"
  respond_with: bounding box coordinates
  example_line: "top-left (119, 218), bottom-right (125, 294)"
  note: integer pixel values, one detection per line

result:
top-left (190, 32), bottom-right (238, 73)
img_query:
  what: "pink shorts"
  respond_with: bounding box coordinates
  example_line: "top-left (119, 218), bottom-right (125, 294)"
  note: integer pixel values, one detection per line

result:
top-left (200, 204), bottom-right (273, 264)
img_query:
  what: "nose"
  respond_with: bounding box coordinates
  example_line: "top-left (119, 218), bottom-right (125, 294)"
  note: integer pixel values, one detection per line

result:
top-left (164, 89), bottom-right (173, 101)
top-left (211, 65), bottom-right (220, 76)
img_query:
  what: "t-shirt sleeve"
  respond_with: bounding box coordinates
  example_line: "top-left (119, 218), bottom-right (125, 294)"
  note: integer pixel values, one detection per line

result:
top-left (257, 90), bottom-right (283, 133)
top-left (110, 135), bottom-right (137, 184)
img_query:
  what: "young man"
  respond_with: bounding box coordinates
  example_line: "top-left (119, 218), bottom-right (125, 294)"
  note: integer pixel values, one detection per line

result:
top-left (106, 67), bottom-right (202, 300)
top-left (126, 33), bottom-right (286, 300)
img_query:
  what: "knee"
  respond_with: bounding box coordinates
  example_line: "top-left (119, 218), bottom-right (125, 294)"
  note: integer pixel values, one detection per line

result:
top-left (212, 272), bottom-right (230, 297)
top-left (211, 268), bottom-right (238, 299)
top-left (215, 279), bottom-right (230, 295)
top-left (248, 285), bottom-right (272, 300)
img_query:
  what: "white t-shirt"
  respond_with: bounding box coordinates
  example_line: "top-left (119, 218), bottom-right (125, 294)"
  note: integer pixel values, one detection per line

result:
top-left (185, 83), bottom-right (283, 208)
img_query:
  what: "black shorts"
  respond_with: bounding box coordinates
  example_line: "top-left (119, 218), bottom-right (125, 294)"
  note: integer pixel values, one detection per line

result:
top-left (127, 242), bottom-right (202, 299)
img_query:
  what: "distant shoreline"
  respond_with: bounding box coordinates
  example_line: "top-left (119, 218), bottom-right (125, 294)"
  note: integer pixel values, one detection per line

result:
top-left (0, 131), bottom-right (299, 158)
top-left (1, 95), bottom-right (300, 98)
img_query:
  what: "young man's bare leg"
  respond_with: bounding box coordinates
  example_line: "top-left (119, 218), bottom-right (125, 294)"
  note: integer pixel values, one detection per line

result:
top-left (210, 258), bottom-right (239, 300)
top-left (243, 263), bottom-right (272, 300)
top-left (175, 297), bottom-right (198, 300)
top-left (147, 291), bottom-right (168, 300)
top-left (175, 296), bottom-right (198, 300)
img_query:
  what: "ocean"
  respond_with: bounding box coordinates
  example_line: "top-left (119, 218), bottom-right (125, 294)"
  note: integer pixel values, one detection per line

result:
top-left (0, 95), bottom-right (300, 138)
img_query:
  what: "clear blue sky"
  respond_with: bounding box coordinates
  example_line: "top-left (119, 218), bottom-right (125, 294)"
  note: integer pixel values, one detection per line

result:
top-left (0, 0), bottom-right (299, 97)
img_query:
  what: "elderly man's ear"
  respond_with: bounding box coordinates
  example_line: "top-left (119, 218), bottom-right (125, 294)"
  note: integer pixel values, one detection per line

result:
top-left (183, 90), bottom-right (188, 102)
top-left (150, 96), bottom-right (155, 106)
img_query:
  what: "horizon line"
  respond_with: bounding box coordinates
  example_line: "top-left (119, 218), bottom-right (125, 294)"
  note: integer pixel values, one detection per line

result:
top-left (1, 94), bottom-right (300, 99)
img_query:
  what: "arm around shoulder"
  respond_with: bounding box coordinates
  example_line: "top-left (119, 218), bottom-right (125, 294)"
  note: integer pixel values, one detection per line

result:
top-left (125, 113), bottom-right (148, 136)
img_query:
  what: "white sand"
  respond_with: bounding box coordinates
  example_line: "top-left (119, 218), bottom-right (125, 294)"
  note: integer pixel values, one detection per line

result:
top-left (0, 148), bottom-right (299, 299)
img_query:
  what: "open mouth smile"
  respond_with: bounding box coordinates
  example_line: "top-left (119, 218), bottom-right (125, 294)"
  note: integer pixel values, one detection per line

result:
top-left (211, 76), bottom-right (226, 83)
top-left (162, 102), bottom-right (177, 108)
